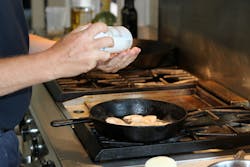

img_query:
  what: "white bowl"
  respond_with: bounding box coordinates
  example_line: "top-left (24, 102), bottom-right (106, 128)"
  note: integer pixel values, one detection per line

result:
top-left (145, 156), bottom-right (177, 167)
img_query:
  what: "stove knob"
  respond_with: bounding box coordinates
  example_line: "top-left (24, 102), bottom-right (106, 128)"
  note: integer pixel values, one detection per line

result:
top-left (20, 126), bottom-right (29, 141)
top-left (21, 128), bottom-right (39, 135)
top-left (22, 128), bottom-right (39, 134)
top-left (30, 136), bottom-right (48, 158)
top-left (31, 137), bottom-right (40, 157)
top-left (20, 116), bottom-right (33, 126)
top-left (21, 128), bottom-right (39, 141)
top-left (28, 128), bottom-right (39, 134)
top-left (41, 160), bottom-right (56, 167)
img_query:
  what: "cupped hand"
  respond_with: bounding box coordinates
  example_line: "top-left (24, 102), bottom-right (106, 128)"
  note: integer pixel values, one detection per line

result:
top-left (96, 47), bottom-right (141, 73)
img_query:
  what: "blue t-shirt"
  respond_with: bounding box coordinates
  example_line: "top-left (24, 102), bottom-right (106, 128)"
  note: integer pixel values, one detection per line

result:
top-left (0, 0), bottom-right (31, 130)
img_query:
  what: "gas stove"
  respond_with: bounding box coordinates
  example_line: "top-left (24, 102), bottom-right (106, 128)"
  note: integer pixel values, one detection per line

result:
top-left (43, 66), bottom-right (250, 164)
top-left (28, 79), bottom-right (250, 167)
top-left (54, 77), bottom-right (250, 163)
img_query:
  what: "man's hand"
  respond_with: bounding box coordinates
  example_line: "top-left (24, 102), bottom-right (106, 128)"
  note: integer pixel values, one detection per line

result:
top-left (0, 22), bottom-right (141, 96)
top-left (96, 47), bottom-right (141, 73)
top-left (45, 22), bottom-right (114, 79)
top-left (46, 22), bottom-right (140, 78)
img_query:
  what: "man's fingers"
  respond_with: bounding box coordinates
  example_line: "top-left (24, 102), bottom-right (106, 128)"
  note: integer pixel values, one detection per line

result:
top-left (85, 22), bottom-right (108, 37)
top-left (94, 50), bottom-right (111, 62)
top-left (71, 23), bottom-right (92, 33)
top-left (121, 47), bottom-right (141, 56)
top-left (93, 36), bottom-right (114, 50)
top-left (96, 47), bottom-right (141, 73)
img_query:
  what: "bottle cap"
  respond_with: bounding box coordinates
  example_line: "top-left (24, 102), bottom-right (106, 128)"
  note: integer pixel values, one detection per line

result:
top-left (72, 0), bottom-right (92, 8)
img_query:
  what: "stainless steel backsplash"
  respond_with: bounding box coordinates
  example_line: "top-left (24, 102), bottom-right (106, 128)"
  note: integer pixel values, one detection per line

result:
top-left (159, 0), bottom-right (250, 100)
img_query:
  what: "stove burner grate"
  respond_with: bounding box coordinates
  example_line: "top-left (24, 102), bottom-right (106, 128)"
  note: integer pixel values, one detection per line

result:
top-left (45, 68), bottom-right (198, 101)
top-left (74, 107), bottom-right (250, 162)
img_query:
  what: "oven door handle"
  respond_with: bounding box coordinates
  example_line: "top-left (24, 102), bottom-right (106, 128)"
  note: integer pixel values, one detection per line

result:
top-left (50, 118), bottom-right (92, 127)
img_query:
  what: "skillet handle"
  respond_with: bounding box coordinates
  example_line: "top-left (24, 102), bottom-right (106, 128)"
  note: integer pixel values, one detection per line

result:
top-left (50, 118), bottom-right (92, 127)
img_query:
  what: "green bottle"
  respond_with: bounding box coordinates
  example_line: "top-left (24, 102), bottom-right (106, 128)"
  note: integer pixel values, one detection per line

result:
top-left (122, 0), bottom-right (137, 38)
top-left (92, 0), bottom-right (116, 26)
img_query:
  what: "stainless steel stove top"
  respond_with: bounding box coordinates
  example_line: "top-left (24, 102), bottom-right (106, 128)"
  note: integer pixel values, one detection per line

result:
top-left (30, 84), bottom-right (250, 167)
top-left (30, 63), bottom-right (250, 166)
top-left (57, 79), bottom-right (250, 163)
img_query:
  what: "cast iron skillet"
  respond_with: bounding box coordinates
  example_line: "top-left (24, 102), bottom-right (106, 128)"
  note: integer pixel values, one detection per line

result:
top-left (51, 98), bottom-right (187, 143)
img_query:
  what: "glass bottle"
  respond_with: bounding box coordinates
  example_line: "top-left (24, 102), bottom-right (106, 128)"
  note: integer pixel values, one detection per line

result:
top-left (71, 0), bottom-right (93, 30)
top-left (121, 0), bottom-right (137, 38)
top-left (92, 0), bottom-right (116, 26)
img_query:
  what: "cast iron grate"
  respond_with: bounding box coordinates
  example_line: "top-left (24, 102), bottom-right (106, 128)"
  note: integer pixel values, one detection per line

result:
top-left (45, 68), bottom-right (198, 101)
top-left (74, 106), bottom-right (250, 162)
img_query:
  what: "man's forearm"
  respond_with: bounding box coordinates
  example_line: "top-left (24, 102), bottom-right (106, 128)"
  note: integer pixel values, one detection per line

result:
top-left (0, 34), bottom-right (56, 96)
top-left (0, 52), bottom-right (54, 96)
top-left (29, 34), bottom-right (56, 54)
top-left (0, 23), bottom-right (141, 96)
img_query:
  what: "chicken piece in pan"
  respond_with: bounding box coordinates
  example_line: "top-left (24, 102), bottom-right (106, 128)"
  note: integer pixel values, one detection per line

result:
top-left (106, 114), bottom-right (170, 126)
top-left (143, 115), bottom-right (157, 123)
top-left (105, 117), bottom-right (127, 126)
top-left (123, 114), bottom-right (144, 123)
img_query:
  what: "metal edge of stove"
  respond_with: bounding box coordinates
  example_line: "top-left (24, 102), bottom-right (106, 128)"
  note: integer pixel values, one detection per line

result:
top-left (198, 80), bottom-right (249, 107)
top-left (29, 88), bottom-right (64, 167)
top-left (98, 148), bottom-right (250, 167)
top-left (28, 106), bottom-right (61, 167)
top-left (30, 84), bottom-right (98, 167)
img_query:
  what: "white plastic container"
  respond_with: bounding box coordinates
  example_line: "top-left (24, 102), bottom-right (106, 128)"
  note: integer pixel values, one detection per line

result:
top-left (145, 156), bottom-right (177, 167)
top-left (94, 26), bottom-right (133, 53)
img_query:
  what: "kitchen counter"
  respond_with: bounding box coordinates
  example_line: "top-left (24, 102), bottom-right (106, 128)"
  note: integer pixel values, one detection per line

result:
top-left (30, 84), bottom-right (250, 167)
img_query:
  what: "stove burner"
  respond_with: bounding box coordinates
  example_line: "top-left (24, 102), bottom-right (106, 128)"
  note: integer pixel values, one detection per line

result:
top-left (73, 106), bottom-right (250, 162)
top-left (45, 68), bottom-right (198, 101)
